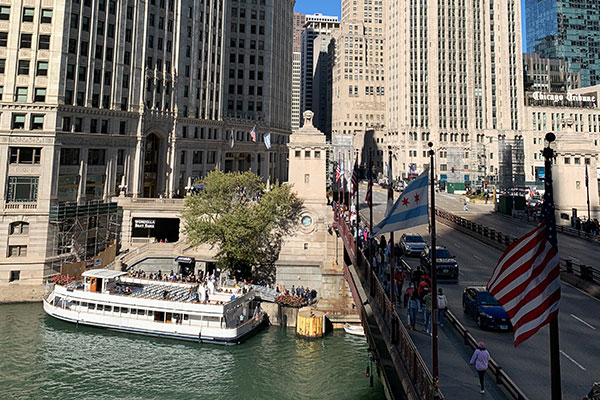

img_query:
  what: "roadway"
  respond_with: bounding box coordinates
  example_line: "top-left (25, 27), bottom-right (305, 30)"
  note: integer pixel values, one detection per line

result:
top-left (362, 188), bottom-right (600, 400)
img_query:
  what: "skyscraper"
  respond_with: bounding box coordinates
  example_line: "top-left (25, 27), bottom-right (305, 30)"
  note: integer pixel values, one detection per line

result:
top-left (385, 0), bottom-right (524, 182)
top-left (300, 14), bottom-right (339, 128)
top-left (525, 0), bottom-right (600, 87)
top-left (330, 0), bottom-right (387, 168)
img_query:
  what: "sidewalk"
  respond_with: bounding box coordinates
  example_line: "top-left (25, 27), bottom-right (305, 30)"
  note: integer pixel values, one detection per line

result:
top-left (394, 299), bottom-right (508, 399)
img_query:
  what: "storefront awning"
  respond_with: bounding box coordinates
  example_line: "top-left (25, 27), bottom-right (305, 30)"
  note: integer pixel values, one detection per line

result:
top-left (175, 256), bottom-right (195, 264)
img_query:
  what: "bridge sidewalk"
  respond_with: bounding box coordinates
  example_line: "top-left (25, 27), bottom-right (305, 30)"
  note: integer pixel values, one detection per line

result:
top-left (394, 304), bottom-right (509, 399)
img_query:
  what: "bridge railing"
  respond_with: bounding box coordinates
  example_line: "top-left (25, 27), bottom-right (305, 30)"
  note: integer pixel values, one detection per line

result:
top-left (333, 206), bottom-right (441, 400)
top-left (435, 208), bottom-right (600, 285)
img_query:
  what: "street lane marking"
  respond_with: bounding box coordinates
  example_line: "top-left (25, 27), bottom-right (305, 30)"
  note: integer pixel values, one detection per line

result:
top-left (570, 314), bottom-right (596, 330)
top-left (454, 243), bottom-right (462, 249)
top-left (459, 271), bottom-right (465, 276)
top-left (474, 255), bottom-right (483, 261)
top-left (571, 257), bottom-right (580, 262)
top-left (560, 350), bottom-right (586, 371)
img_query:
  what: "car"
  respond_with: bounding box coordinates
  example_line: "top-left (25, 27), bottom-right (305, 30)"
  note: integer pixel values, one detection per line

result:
top-left (419, 245), bottom-right (459, 280)
top-left (462, 287), bottom-right (512, 331)
top-left (400, 233), bottom-right (427, 256)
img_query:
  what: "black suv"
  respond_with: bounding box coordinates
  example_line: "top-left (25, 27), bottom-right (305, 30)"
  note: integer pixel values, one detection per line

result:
top-left (419, 245), bottom-right (459, 280)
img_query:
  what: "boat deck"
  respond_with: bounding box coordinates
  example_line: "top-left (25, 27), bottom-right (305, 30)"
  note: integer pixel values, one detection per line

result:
top-left (115, 282), bottom-right (197, 302)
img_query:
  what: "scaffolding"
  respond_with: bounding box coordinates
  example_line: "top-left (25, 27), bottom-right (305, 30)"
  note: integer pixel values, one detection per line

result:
top-left (498, 138), bottom-right (526, 190)
top-left (49, 201), bottom-right (122, 275)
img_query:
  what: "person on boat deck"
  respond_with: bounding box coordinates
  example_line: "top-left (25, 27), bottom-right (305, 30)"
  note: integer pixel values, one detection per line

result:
top-left (198, 284), bottom-right (207, 303)
top-left (207, 278), bottom-right (215, 295)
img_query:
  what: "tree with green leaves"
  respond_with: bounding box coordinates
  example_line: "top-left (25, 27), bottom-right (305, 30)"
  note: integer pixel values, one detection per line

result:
top-left (182, 170), bottom-right (303, 283)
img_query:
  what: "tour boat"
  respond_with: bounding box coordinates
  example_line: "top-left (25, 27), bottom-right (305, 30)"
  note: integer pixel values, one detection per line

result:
top-left (43, 269), bottom-right (267, 345)
top-left (344, 323), bottom-right (365, 336)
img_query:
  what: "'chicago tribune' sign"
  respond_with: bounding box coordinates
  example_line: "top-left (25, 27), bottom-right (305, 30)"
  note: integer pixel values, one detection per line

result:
top-left (529, 91), bottom-right (597, 107)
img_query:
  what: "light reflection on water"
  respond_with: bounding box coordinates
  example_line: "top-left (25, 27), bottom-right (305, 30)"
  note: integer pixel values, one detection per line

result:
top-left (0, 303), bottom-right (384, 400)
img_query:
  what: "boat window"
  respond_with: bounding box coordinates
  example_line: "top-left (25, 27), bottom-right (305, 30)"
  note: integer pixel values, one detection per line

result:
top-left (130, 309), bottom-right (137, 315)
top-left (105, 306), bottom-right (112, 312)
top-left (81, 302), bottom-right (87, 307)
top-left (88, 303), bottom-right (95, 310)
top-left (73, 301), bottom-right (80, 306)
top-left (114, 306), bottom-right (120, 313)
top-left (138, 309), bottom-right (146, 316)
top-left (121, 308), bottom-right (129, 314)
top-left (183, 314), bottom-right (189, 321)
top-left (97, 304), bottom-right (104, 311)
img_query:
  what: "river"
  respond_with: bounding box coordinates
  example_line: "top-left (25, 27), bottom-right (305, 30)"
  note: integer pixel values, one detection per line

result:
top-left (0, 303), bottom-right (384, 399)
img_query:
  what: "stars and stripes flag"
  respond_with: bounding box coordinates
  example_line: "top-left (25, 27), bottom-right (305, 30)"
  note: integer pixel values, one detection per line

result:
top-left (264, 133), bottom-right (271, 149)
top-left (250, 126), bottom-right (257, 142)
top-left (585, 164), bottom-right (589, 187)
top-left (365, 166), bottom-right (373, 208)
top-left (335, 162), bottom-right (341, 182)
top-left (371, 168), bottom-right (429, 236)
top-left (351, 161), bottom-right (359, 195)
top-left (229, 131), bottom-right (235, 148)
top-left (487, 162), bottom-right (561, 347)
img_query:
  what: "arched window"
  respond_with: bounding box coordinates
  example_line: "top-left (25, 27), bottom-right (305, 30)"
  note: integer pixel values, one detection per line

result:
top-left (9, 221), bottom-right (29, 235)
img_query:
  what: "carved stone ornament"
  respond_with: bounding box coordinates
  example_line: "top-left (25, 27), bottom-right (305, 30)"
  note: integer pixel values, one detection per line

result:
top-left (303, 110), bottom-right (314, 126)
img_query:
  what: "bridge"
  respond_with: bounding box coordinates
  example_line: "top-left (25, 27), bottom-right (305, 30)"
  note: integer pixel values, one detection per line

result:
top-left (333, 189), bottom-right (600, 400)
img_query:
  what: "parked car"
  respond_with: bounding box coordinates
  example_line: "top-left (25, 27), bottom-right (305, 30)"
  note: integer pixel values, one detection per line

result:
top-left (400, 233), bottom-right (427, 256)
top-left (462, 287), bottom-right (512, 331)
top-left (419, 245), bottom-right (459, 280)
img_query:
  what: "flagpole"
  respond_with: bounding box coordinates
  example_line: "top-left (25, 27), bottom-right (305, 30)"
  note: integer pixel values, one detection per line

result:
top-left (355, 159), bottom-right (360, 265)
top-left (586, 164), bottom-right (591, 222)
top-left (369, 157), bottom-right (374, 256)
top-left (387, 146), bottom-right (395, 309)
top-left (543, 132), bottom-right (562, 400)
top-left (428, 142), bottom-right (439, 391)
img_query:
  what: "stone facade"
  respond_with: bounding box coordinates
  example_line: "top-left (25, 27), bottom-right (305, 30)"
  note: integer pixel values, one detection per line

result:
top-left (331, 0), bottom-right (386, 171)
top-left (278, 111), bottom-right (350, 308)
top-left (0, 0), bottom-right (293, 294)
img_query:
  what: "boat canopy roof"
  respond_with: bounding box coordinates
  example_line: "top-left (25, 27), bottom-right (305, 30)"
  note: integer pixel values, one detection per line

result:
top-left (82, 269), bottom-right (127, 279)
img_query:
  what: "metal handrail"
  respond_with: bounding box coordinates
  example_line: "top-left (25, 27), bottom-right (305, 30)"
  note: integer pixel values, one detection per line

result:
top-left (435, 208), bottom-right (599, 284)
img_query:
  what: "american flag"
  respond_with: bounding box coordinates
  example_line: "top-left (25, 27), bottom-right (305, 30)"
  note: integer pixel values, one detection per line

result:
top-left (487, 162), bottom-right (560, 347)
top-left (351, 162), bottom-right (359, 195)
top-left (335, 162), bottom-right (341, 182)
top-left (250, 126), bottom-right (257, 142)
top-left (365, 166), bottom-right (372, 208)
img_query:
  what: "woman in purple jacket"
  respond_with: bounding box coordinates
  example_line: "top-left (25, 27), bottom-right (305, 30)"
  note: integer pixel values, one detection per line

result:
top-left (470, 342), bottom-right (491, 394)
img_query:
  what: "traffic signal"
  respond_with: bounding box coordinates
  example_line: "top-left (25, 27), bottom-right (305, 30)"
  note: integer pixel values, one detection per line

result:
top-left (451, 167), bottom-right (455, 173)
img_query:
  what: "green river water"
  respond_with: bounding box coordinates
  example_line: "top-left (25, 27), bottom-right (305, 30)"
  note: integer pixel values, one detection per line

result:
top-left (0, 303), bottom-right (384, 400)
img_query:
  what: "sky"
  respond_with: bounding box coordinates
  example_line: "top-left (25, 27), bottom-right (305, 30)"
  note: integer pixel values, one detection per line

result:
top-left (294, 1), bottom-right (529, 51)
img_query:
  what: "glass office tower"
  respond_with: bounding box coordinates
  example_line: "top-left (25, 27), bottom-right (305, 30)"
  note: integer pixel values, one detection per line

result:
top-left (525, 0), bottom-right (600, 87)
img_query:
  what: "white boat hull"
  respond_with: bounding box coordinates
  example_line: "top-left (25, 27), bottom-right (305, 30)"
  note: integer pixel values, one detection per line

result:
top-left (44, 295), bottom-right (266, 345)
top-left (343, 323), bottom-right (365, 336)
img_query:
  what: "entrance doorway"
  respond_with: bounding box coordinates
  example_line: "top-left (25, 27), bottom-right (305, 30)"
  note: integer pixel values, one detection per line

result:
top-left (144, 134), bottom-right (160, 198)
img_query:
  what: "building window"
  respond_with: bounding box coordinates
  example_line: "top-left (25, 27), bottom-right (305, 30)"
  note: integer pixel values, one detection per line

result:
top-left (34, 88), bottom-right (46, 102)
top-left (86, 174), bottom-right (105, 199)
top-left (193, 151), bottom-right (203, 164)
top-left (20, 33), bottom-right (32, 48)
top-left (295, 150), bottom-right (301, 158)
top-left (22, 8), bottom-right (34, 22)
top-left (305, 151), bottom-right (311, 158)
top-left (17, 60), bottom-right (29, 75)
top-left (9, 271), bottom-right (21, 281)
top-left (0, 58), bottom-right (5, 73)
top-left (39, 35), bottom-right (50, 50)
top-left (88, 149), bottom-right (106, 165)
top-left (564, 157), bottom-right (570, 165)
top-left (36, 61), bottom-right (48, 76)
top-left (0, 6), bottom-right (10, 21)
top-left (0, 32), bottom-right (8, 47)
top-left (8, 246), bottom-right (27, 257)
top-left (7, 176), bottom-right (39, 202)
top-left (9, 222), bottom-right (29, 235)
top-left (10, 147), bottom-right (41, 164)
top-left (31, 115), bottom-right (44, 130)
top-left (11, 114), bottom-right (26, 129)
top-left (57, 175), bottom-right (79, 202)
top-left (314, 151), bottom-right (321, 158)
top-left (15, 87), bottom-right (27, 102)
top-left (41, 9), bottom-right (52, 23)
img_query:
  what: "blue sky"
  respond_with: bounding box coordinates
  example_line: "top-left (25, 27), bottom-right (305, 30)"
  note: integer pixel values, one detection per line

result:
top-left (294, 1), bottom-right (528, 51)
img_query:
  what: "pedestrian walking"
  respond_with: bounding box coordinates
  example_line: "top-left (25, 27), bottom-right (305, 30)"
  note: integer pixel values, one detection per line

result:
top-left (407, 289), bottom-right (420, 331)
top-left (404, 283), bottom-right (414, 308)
top-left (463, 201), bottom-right (469, 212)
top-left (423, 288), bottom-right (432, 335)
top-left (470, 342), bottom-right (491, 394)
top-left (437, 288), bottom-right (448, 326)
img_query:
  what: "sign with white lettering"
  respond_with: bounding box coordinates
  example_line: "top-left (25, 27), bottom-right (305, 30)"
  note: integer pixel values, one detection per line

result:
top-left (134, 219), bottom-right (155, 229)
top-left (528, 91), bottom-right (597, 107)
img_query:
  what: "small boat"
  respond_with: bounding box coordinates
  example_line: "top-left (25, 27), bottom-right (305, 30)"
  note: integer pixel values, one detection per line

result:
top-left (344, 323), bottom-right (365, 336)
top-left (44, 269), bottom-right (267, 345)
